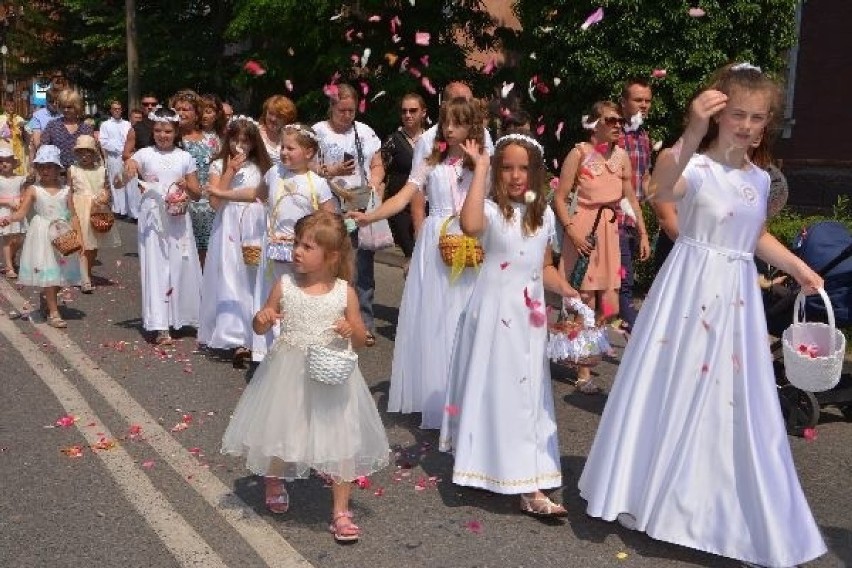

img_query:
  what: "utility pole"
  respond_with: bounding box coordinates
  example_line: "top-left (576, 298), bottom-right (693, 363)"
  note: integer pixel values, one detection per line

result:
top-left (126, 0), bottom-right (139, 109)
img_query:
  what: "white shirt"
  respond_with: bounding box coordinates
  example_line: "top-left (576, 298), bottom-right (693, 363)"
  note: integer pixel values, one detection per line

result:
top-left (263, 167), bottom-right (333, 234)
top-left (312, 120), bottom-right (381, 191)
top-left (99, 117), bottom-right (132, 155)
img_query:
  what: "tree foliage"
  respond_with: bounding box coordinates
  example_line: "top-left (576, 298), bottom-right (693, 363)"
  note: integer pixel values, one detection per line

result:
top-left (504, 0), bottom-right (799, 165)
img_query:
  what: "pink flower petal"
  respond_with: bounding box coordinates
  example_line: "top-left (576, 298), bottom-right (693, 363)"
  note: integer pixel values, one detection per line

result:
top-left (243, 60), bottom-right (266, 76)
top-left (444, 404), bottom-right (460, 416)
top-left (141, 460), bottom-right (155, 469)
top-left (463, 519), bottom-right (483, 534)
top-left (617, 265), bottom-right (628, 279)
top-left (803, 427), bottom-right (817, 441)
top-left (421, 76), bottom-right (436, 95)
top-left (688, 7), bottom-right (706, 17)
top-left (415, 31), bottom-right (430, 46)
top-left (500, 261), bottom-right (509, 270)
top-left (483, 59), bottom-right (496, 75)
top-left (55, 414), bottom-right (77, 428)
top-left (529, 310), bottom-right (547, 328)
top-left (580, 7), bottom-right (604, 30)
top-left (652, 68), bottom-right (667, 79)
top-left (355, 475), bottom-right (371, 489)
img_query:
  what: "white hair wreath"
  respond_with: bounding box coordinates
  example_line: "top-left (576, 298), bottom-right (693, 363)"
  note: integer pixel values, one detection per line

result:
top-left (283, 123), bottom-right (319, 142)
top-left (147, 105), bottom-right (180, 123)
top-left (731, 62), bottom-right (762, 73)
top-left (495, 133), bottom-right (544, 157)
top-left (228, 114), bottom-right (260, 129)
top-left (580, 115), bottom-right (599, 130)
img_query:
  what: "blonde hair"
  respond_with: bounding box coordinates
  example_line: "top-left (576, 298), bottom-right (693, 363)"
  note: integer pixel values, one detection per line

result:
top-left (282, 123), bottom-right (320, 156)
top-left (293, 211), bottom-right (354, 283)
top-left (57, 89), bottom-right (84, 117)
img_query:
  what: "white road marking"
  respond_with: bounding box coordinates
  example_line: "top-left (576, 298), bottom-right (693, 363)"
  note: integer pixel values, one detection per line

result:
top-left (0, 314), bottom-right (228, 568)
top-left (0, 280), bottom-right (313, 568)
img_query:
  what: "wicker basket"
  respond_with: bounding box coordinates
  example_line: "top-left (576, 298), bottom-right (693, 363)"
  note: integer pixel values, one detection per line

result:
top-left (90, 210), bottom-right (115, 233)
top-left (782, 289), bottom-right (845, 392)
top-left (49, 220), bottom-right (83, 256)
top-left (238, 205), bottom-right (262, 266)
top-left (438, 216), bottom-right (484, 268)
top-left (306, 344), bottom-right (358, 385)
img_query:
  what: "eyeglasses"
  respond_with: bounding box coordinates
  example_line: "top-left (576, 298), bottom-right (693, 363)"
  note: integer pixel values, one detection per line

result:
top-left (602, 116), bottom-right (625, 126)
top-left (401, 108), bottom-right (421, 114)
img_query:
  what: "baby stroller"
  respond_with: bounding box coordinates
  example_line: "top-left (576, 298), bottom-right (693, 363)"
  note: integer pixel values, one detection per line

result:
top-left (761, 220), bottom-right (852, 435)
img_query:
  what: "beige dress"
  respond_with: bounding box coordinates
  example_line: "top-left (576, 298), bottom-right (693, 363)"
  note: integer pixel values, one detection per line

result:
top-left (69, 165), bottom-right (120, 250)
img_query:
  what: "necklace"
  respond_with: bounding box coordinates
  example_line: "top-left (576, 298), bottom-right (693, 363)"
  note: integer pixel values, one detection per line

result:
top-left (401, 128), bottom-right (422, 148)
top-left (448, 157), bottom-right (465, 183)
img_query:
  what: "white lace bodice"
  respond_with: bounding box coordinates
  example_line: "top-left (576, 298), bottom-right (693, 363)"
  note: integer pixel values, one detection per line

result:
top-left (276, 275), bottom-right (349, 350)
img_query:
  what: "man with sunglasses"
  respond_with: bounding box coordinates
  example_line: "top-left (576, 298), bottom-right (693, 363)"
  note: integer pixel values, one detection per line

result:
top-left (616, 78), bottom-right (654, 336)
top-left (121, 94), bottom-right (159, 219)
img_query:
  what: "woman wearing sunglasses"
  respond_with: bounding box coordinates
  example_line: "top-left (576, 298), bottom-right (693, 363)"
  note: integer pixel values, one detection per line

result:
top-left (553, 101), bottom-right (649, 394)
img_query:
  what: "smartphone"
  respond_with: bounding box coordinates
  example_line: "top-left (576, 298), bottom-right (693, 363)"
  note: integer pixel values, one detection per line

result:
top-left (342, 152), bottom-right (355, 163)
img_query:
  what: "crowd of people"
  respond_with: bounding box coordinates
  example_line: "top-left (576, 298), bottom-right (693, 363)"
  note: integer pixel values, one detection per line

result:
top-left (0, 64), bottom-right (831, 567)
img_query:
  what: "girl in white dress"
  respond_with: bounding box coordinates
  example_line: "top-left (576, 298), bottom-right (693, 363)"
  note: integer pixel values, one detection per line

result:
top-left (0, 145), bottom-right (26, 278)
top-left (251, 124), bottom-right (336, 362)
top-left (221, 211), bottom-right (390, 543)
top-left (351, 97), bottom-right (484, 429)
top-left (200, 116), bottom-right (272, 366)
top-left (0, 145), bottom-right (81, 328)
top-left (68, 134), bottom-right (120, 293)
top-left (123, 107), bottom-right (202, 345)
top-left (438, 134), bottom-right (577, 516)
top-left (579, 64), bottom-right (827, 567)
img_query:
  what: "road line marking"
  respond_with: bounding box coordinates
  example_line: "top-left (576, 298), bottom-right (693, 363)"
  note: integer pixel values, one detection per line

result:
top-left (0, 314), bottom-right (228, 568)
top-left (0, 280), bottom-right (313, 568)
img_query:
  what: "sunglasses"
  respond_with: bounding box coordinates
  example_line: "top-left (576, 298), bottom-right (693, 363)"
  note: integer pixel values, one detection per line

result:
top-left (602, 116), bottom-right (625, 126)
top-left (142, 101), bottom-right (158, 107)
top-left (400, 108), bottom-right (421, 115)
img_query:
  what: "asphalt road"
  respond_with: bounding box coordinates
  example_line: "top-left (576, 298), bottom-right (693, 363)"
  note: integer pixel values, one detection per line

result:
top-left (0, 218), bottom-right (850, 568)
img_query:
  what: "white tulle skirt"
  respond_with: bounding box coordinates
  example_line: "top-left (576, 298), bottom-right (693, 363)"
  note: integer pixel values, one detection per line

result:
top-left (221, 339), bottom-right (390, 481)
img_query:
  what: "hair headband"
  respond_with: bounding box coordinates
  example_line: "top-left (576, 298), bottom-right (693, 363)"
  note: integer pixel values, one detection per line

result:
top-left (731, 62), bottom-right (762, 73)
top-left (228, 114), bottom-right (260, 129)
top-left (283, 123), bottom-right (319, 142)
top-left (494, 133), bottom-right (544, 157)
top-left (148, 105), bottom-right (180, 123)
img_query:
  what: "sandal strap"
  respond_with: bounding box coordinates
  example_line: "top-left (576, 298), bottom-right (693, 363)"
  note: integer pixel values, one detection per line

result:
top-left (331, 510), bottom-right (353, 522)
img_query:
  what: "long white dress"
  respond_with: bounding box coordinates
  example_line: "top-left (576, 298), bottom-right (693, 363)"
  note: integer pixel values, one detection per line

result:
top-left (251, 168), bottom-right (333, 362)
top-left (387, 160), bottom-right (478, 429)
top-left (132, 146), bottom-right (202, 332)
top-left (0, 175), bottom-right (27, 236)
top-left (17, 185), bottom-right (81, 287)
top-left (221, 274), bottom-right (390, 481)
top-left (439, 202), bottom-right (561, 494)
top-left (198, 159), bottom-right (264, 349)
top-left (578, 155), bottom-right (827, 567)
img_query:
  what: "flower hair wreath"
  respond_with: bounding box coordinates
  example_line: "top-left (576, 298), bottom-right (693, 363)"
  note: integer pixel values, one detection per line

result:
top-left (228, 114), bottom-right (260, 129)
top-left (283, 123), bottom-right (320, 142)
top-left (731, 62), bottom-right (762, 73)
top-left (494, 133), bottom-right (544, 157)
top-left (147, 105), bottom-right (181, 123)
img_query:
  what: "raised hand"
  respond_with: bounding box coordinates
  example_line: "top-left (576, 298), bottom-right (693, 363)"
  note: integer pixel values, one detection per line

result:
top-left (686, 89), bottom-right (728, 138)
top-left (461, 139), bottom-right (488, 168)
top-left (333, 317), bottom-right (353, 339)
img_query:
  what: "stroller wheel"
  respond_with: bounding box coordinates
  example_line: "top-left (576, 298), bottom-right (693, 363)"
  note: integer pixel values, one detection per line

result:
top-left (778, 384), bottom-right (819, 436)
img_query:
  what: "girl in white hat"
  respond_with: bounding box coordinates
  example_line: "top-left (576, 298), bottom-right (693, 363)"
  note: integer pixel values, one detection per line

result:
top-left (69, 134), bottom-right (120, 293)
top-left (0, 145), bottom-right (81, 328)
top-left (0, 144), bottom-right (27, 278)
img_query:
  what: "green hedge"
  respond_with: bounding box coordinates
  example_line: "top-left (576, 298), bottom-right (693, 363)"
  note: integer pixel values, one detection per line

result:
top-left (634, 196), bottom-right (852, 350)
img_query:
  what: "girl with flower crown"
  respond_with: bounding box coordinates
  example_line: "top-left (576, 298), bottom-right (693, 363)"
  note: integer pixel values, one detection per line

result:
top-left (553, 101), bottom-right (650, 394)
top-left (350, 97), bottom-right (483, 430)
top-left (579, 63), bottom-right (826, 568)
top-left (200, 116), bottom-right (272, 366)
top-left (439, 133), bottom-right (578, 516)
top-left (123, 106), bottom-right (202, 345)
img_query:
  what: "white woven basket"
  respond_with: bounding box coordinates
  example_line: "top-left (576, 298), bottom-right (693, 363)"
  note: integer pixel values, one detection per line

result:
top-left (782, 288), bottom-right (845, 392)
top-left (306, 344), bottom-right (358, 386)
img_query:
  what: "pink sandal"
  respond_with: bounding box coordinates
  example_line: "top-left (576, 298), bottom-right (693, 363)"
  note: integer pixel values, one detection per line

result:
top-left (264, 477), bottom-right (289, 514)
top-left (329, 511), bottom-right (360, 543)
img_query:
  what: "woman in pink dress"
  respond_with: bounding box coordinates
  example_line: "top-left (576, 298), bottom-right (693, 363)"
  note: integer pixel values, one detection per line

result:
top-left (554, 101), bottom-right (649, 393)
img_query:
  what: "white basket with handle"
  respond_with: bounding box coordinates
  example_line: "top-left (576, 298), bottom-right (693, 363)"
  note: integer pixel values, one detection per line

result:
top-left (781, 288), bottom-right (845, 392)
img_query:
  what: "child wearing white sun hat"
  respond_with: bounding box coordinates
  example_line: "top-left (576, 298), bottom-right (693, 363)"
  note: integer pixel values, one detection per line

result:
top-left (0, 142), bottom-right (27, 278)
